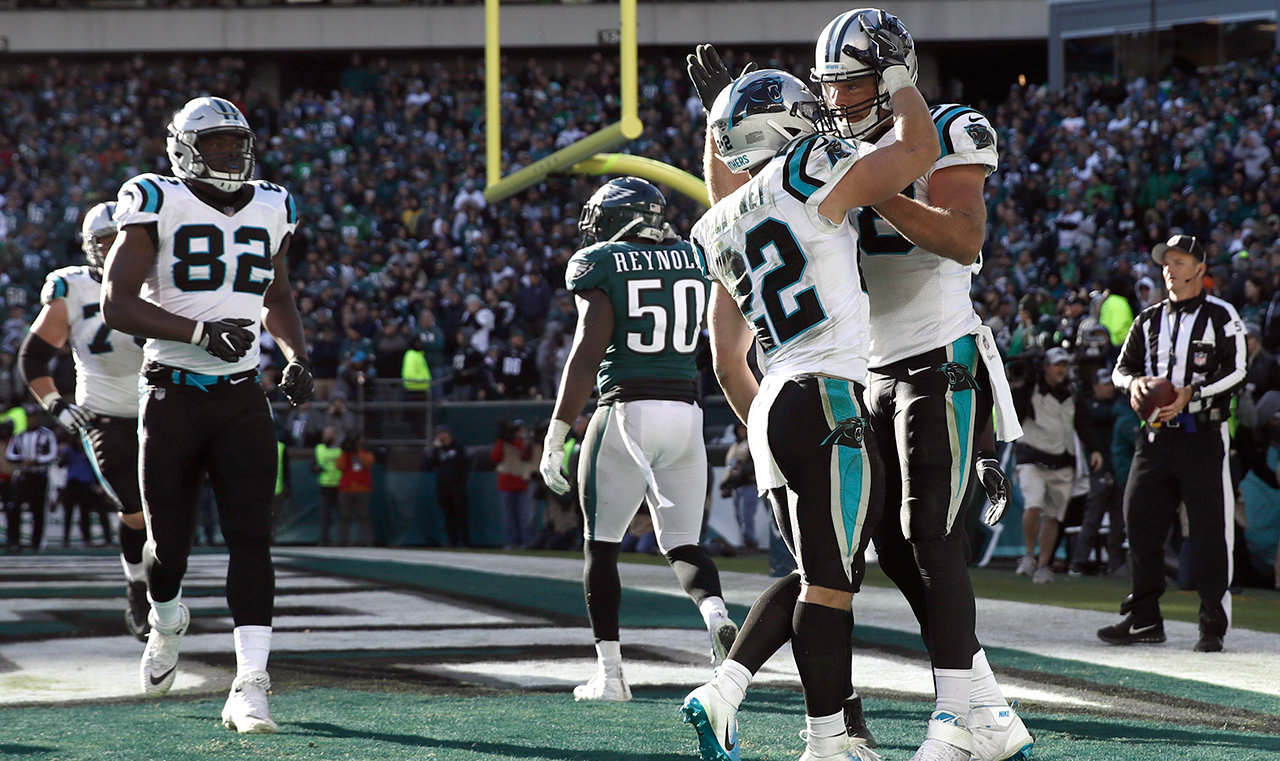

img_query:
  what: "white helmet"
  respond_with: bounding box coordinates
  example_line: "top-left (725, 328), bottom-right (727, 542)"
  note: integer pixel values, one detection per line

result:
top-left (812, 8), bottom-right (918, 140)
top-left (166, 96), bottom-right (256, 193)
top-left (709, 70), bottom-right (819, 175)
top-left (81, 201), bottom-right (117, 269)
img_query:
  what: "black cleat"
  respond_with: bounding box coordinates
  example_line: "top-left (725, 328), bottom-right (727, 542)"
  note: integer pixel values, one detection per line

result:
top-left (842, 695), bottom-right (877, 748)
top-left (1097, 616), bottom-right (1165, 646)
top-left (1193, 634), bottom-right (1223, 652)
top-left (125, 580), bottom-right (151, 642)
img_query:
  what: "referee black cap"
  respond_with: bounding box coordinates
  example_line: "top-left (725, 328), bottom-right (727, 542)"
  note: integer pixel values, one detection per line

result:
top-left (1152, 234), bottom-right (1204, 265)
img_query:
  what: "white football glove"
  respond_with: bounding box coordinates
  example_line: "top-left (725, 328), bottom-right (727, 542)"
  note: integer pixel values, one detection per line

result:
top-left (43, 392), bottom-right (93, 435)
top-left (540, 419), bottom-right (572, 495)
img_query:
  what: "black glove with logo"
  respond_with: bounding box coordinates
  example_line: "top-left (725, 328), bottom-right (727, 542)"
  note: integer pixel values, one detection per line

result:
top-left (280, 357), bottom-right (314, 406)
top-left (846, 10), bottom-right (912, 73)
top-left (48, 395), bottom-right (94, 435)
top-left (975, 452), bottom-right (1009, 527)
top-left (196, 318), bottom-right (256, 363)
top-left (686, 44), bottom-right (757, 112)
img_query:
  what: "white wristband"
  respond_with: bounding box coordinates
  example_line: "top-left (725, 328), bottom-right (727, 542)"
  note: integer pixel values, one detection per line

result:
top-left (881, 66), bottom-right (914, 97)
top-left (544, 419), bottom-right (571, 451)
top-left (190, 321), bottom-right (204, 346)
top-left (39, 391), bottom-right (61, 411)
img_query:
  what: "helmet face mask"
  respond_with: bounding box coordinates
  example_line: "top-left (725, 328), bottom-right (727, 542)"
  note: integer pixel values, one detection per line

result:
top-left (811, 8), bottom-right (918, 140)
top-left (167, 97), bottom-right (256, 193)
top-left (709, 70), bottom-right (820, 175)
top-left (81, 201), bottom-right (117, 270)
top-left (579, 177), bottom-right (667, 247)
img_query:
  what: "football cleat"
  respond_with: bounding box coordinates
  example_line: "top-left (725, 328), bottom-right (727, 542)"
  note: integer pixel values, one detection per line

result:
top-left (221, 670), bottom-right (279, 734)
top-left (681, 682), bottom-right (740, 761)
top-left (1096, 616), bottom-right (1166, 646)
top-left (909, 711), bottom-right (972, 761)
top-left (843, 695), bottom-right (878, 748)
top-left (125, 581), bottom-right (151, 643)
top-left (1194, 633), bottom-right (1224, 652)
top-left (573, 663), bottom-right (631, 702)
top-left (140, 603), bottom-right (189, 697)
top-left (969, 703), bottom-right (1034, 761)
top-left (710, 617), bottom-right (739, 666)
top-left (798, 733), bottom-right (883, 761)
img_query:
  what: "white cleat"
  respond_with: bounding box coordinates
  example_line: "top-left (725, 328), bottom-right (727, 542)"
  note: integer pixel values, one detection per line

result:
top-left (969, 703), bottom-right (1034, 761)
top-left (910, 711), bottom-right (972, 761)
top-left (221, 670), bottom-right (279, 734)
top-left (140, 603), bottom-right (190, 697)
top-left (681, 682), bottom-right (740, 761)
top-left (572, 663), bottom-right (631, 702)
top-left (710, 617), bottom-right (739, 666)
top-left (798, 733), bottom-right (883, 761)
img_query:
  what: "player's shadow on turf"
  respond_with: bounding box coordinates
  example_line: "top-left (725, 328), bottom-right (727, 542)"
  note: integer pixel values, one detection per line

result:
top-left (0, 745), bottom-right (58, 755)
top-left (1033, 717), bottom-right (1280, 753)
top-left (293, 721), bottom-right (691, 760)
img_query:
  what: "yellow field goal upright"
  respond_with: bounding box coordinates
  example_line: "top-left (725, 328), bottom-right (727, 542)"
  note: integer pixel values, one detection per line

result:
top-left (482, 0), bottom-right (709, 207)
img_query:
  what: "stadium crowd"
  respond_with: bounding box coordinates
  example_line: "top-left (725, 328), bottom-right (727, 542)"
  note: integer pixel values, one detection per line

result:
top-left (0, 49), bottom-right (1279, 578)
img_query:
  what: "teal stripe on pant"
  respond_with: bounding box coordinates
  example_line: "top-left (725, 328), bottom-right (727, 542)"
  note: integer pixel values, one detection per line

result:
top-left (820, 378), bottom-right (866, 556)
top-left (947, 335), bottom-right (979, 513)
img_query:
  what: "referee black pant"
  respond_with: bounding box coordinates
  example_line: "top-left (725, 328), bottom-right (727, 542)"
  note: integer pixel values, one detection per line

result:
top-left (1121, 422), bottom-right (1233, 638)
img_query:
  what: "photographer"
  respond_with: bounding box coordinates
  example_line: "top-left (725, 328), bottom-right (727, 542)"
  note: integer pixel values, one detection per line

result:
top-left (1011, 347), bottom-right (1099, 583)
top-left (490, 419), bottom-right (534, 548)
top-left (719, 423), bottom-right (758, 551)
top-left (1068, 369), bottom-right (1127, 576)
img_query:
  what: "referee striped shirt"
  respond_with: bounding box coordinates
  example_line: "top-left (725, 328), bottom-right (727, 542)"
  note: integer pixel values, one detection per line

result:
top-left (1112, 292), bottom-right (1247, 415)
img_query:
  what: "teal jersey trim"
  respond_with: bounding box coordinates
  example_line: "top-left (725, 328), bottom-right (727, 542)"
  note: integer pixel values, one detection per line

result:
top-left (948, 334), bottom-right (979, 505)
top-left (932, 106), bottom-right (969, 159)
top-left (821, 377), bottom-right (865, 552)
top-left (784, 136), bottom-right (823, 201)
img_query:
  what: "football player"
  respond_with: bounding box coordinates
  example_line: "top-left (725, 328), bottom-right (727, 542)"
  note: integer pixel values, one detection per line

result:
top-left (18, 201), bottom-right (151, 641)
top-left (101, 96), bottom-right (313, 734)
top-left (813, 10), bottom-right (1031, 761)
top-left (538, 176), bottom-right (738, 702)
top-left (683, 37), bottom-right (936, 761)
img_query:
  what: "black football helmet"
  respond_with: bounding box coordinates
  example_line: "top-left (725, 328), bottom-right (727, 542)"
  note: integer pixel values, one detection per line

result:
top-left (578, 177), bottom-right (667, 247)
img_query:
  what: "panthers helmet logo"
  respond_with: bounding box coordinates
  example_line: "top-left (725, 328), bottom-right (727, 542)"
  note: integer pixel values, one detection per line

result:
top-left (822, 416), bottom-right (866, 449)
top-left (938, 362), bottom-right (980, 392)
top-left (730, 76), bottom-right (784, 126)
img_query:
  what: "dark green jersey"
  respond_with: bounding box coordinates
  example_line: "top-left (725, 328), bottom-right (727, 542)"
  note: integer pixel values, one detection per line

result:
top-left (565, 240), bottom-right (708, 402)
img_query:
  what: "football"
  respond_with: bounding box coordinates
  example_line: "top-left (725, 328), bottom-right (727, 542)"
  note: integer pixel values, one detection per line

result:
top-left (1139, 378), bottom-right (1178, 422)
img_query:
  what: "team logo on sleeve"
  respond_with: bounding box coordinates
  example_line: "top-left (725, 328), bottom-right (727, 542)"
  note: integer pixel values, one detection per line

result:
top-left (570, 261), bottom-right (595, 281)
top-left (963, 123), bottom-right (994, 150)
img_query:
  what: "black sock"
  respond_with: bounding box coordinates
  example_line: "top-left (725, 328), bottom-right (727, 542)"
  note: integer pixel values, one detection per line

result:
top-left (664, 543), bottom-right (723, 604)
top-left (584, 540), bottom-right (622, 642)
top-left (792, 600), bottom-right (854, 717)
top-left (119, 524), bottom-right (146, 566)
top-left (728, 572), bottom-right (801, 673)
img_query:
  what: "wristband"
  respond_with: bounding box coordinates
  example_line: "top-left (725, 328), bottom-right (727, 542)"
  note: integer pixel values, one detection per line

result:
top-left (544, 419), bottom-right (571, 450)
top-left (40, 391), bottom-right (62, 411)
top-left (881, 67), bottom-right (914, 97)
top-left (190, 321), bottom-right (205, 346)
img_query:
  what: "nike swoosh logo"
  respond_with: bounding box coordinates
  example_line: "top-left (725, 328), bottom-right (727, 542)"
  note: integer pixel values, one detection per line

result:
top-left (1128, 624), bottom-right (1158, 635)
top-left (907, 367), bottom-right (931, 376)
top-left (229, 377), bottom-right (249, 384)
top-left (150, 667), bottom-right (175, 685)
top-left (968, 114), bottom-right (983, 123)
top-left (724, 729), bottom-right (735, 751)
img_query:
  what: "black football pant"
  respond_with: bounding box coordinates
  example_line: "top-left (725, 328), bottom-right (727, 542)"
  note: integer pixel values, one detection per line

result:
top-left (867, 337), bottom-right (991, 670)
top-left (1122, 423), bottom-right (1233, 638)
top-left (140, 371), bottom-right (277, 627)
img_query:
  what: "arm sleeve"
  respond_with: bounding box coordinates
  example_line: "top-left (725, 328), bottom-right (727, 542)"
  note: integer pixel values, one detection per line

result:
top-left (18, 330), bottom-right (59, 385)
top-left (5, 436), bottom-right (20, 463)
top-left (36, 430), bottom-right (58, 464)
top-left (1113, 312), bottom-right (1149, 391)
top-left (1198, 307), bottom-right (1248, 400)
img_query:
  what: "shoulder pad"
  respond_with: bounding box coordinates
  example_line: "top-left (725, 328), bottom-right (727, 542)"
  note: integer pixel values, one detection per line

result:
top-left (781, 134), bottom-right (858, 205)
top-left (565, 247), bottom-right (610, 293)
top-left (931, 105), bottom-right (997, 161)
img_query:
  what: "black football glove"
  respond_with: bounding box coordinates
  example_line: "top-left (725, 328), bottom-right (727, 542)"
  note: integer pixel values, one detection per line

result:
top-left (48, 395), bottom-right (94, 435)
top-left (280, 357), bottom-right (314, 407)
top-left (847, 10), bottom-right (912, 73)
top-left (686, 44), bottom-right (758, 112)
top-left (975, 453), bottom-right (1009, 527)
top-left (196, 318), bottom-right (256, 363)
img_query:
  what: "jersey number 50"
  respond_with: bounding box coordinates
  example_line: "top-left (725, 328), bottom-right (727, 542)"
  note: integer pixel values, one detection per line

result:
top-left (173, 224), bottom-right (275, 294)
top-left (626, 278), bottom-right (705, 355)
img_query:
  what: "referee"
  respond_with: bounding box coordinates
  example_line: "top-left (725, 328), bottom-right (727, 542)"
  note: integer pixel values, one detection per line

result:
top-left (1099, 235), bottom-right (1246, 653)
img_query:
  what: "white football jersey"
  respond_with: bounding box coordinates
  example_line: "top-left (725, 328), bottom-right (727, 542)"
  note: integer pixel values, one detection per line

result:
top-left (114, 174), bottom-right (297, 375)
top-left (857, 104), bottom-right (998, 367)
top-left (693, 133), bottom-right (869, 385)
top-left (40, 266), bottom-right (144, 418)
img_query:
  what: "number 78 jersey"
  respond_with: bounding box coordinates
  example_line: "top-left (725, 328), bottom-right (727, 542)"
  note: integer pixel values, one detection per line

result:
top-left (692, 133), bottom-right (870, 385)
top-left (114, 173), bottom-right (298, 375)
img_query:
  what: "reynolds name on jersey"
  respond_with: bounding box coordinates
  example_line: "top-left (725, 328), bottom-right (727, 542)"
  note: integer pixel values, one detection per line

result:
top-left (41, 266), bottom-right (144, 418)
top-left (114, 174), bottom-right (298, 375)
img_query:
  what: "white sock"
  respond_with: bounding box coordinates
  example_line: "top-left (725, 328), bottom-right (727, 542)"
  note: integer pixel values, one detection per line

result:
top-left (234, 626), bottom-right (273, 678)
top-left (121, 555), bottom-right (146, 583)
top-left (711, 658), bottom-right (752, 709)
top-left (148, 590), bottom-right (183, 630)
top-left (595, 640), bottom-right (622, 673)
top-left (804, 710), bottom-right (847, 753)
top-left (846, 687), bottom-right (859, 701)
top-left (698, 596), bottom-right (730, 629)
top-left (933, 667), bottom-right (973, 719)
top-left (969, 649), bottom-right (1008, 708)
